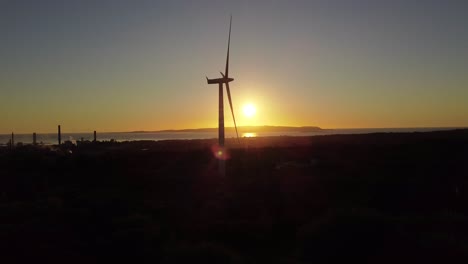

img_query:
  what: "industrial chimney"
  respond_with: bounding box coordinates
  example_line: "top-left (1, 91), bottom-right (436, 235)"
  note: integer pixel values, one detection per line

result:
top-left (58, 125), bottom-right (61, 145)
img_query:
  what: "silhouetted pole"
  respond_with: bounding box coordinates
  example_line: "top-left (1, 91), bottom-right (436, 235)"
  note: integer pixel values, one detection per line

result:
top-left (11, 132), bottom-right (14, 148)
top-left (9, 133), bottom-right (14, 150)
top-left (33, 133), bottom-right (37, 145)
top-left (58, 125), bottom-right (61, 145)
top-left (94, 131), bottom-right (97, 142)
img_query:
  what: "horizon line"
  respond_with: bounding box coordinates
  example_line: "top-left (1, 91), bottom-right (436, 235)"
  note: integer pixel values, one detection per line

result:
top-left (1, 125), bottom-right (467, 135)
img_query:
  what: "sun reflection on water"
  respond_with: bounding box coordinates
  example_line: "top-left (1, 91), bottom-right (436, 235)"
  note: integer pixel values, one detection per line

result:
top-left (242, 132), bottom-right (257, 138)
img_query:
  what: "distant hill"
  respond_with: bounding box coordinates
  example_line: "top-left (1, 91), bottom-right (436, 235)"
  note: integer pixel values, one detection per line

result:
top-left (129, 126), bottom-right (325, 133)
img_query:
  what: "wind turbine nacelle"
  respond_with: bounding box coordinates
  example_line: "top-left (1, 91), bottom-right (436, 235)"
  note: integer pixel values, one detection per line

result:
top-left (206, 77), bottom-right (234, 84)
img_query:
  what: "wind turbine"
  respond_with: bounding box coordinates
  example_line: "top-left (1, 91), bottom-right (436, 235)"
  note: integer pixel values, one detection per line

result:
top-left (206, 16), bottom-right (240, 152)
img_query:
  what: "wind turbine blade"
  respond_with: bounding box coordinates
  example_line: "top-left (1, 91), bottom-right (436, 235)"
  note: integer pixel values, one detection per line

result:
top-left (225, 15), bottom-right (232, 78)
top-left (225, 82), bottom-right (239, 143)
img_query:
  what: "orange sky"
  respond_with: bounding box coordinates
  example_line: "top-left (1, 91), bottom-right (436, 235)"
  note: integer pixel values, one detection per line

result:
top-left (1, 1), bottom-right (467, 133)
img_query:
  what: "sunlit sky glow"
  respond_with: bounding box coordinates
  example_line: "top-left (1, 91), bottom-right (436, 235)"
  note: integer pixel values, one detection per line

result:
top-left (1, 0), bottom-right (467, 133)
top-left (243, 103), bottom-right (256, 118)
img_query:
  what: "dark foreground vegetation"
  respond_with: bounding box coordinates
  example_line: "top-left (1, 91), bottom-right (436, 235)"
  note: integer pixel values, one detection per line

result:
top-left (1, 129), bottom-right (468, 263)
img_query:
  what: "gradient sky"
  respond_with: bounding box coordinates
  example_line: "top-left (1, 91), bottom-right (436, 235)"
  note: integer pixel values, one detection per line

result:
top-left (1, 0), bottom-right (467, 133)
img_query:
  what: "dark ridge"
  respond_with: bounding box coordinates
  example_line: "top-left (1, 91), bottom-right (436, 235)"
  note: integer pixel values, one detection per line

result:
top-left (129, 125), bottom-right (324, 133)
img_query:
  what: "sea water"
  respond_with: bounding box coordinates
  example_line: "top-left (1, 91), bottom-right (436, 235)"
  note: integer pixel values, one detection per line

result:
top-left (0, 127), bottom-right (464, 146)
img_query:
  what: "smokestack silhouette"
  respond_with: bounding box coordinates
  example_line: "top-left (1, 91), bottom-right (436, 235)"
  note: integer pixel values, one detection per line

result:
top-left (94, 131), bottom-right (97, 142)
top-left (58, 125), bottom-right (61, 145)
top-left (33, 133), bottom-right (37, 145)
top-left (10, 132), bottom-right (14, 150)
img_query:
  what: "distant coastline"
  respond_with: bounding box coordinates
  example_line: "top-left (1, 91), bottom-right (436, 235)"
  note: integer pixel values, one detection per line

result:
top-left (2, 127), bottom-right (467, 146)
top-left (128, 125), bottom-right (326, 134)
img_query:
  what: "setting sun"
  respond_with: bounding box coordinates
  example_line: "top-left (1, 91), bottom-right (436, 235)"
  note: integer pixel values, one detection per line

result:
top-left (243, 103), bottom-right (256, 118)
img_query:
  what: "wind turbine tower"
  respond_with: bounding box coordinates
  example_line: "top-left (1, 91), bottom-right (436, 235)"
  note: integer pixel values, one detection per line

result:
top-left (206, 16), bottom-right (240, 150)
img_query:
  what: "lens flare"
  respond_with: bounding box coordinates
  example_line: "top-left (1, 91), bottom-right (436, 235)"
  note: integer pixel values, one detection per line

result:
top-left (211, 145), bottom-right (230, 160)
